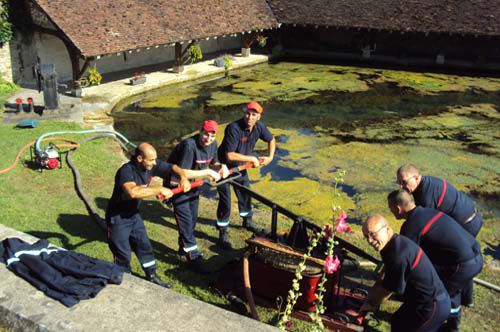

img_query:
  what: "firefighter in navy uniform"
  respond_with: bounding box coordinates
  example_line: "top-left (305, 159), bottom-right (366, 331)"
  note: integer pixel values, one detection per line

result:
top-left (166, 120), bottom-right (229, 273)
top-left (396, 163), bottom-right (482, 307)
top-left (216, 101), bottom-right (275, 246)
top-left (106, 142), bottom-right (190, 287)
top-left (360, 215), bottom-right (450, 332)
top-left (387, 190), bottom-right (483, 332)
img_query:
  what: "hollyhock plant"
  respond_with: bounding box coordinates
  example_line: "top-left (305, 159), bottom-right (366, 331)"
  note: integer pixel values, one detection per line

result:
top-left (336, 210), bottom-right (352, 233)
top-left (324, 255), bottom-right (341, 274)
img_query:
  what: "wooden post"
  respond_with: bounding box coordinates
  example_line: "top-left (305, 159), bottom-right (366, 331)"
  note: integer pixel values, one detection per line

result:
top-left (173, 42), bottom-right (184, 73)
top-left (241, 34), bottom-right (251, 57)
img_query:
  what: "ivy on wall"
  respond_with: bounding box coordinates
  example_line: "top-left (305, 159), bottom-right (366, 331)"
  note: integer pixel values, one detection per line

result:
top-left (0, 0), bottom-right (13, 45)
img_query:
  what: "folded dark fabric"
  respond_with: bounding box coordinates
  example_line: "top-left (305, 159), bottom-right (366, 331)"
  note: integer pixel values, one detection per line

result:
top-left (1, 237), bottom-right (123, 307)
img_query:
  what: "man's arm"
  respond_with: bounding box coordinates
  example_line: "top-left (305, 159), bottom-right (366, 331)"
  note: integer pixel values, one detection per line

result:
top-left (123, 182), bottom-right (173, 200)
top-left (172, 164), bottom-right (191, 192)
top-left (259, 137), bottom-right (275, 166)
top-left (359, 270), bottom-right (392, 313)
top-left (226, 151), bottom-right (261, 167)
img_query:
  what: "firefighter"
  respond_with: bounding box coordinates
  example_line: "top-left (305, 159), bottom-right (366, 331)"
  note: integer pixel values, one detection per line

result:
top-left (396, 163), bottom-right (482, 306)
top-left (387, 190), bottom-right (483, 332)
top-left (360, 215), bottom-right (451, 332)
top-left (216, 101), bottom-right (275, 246)
top-left (106, 142), bottom-right (191, 287)
top-left (166, 120), bottom-right (229, 273)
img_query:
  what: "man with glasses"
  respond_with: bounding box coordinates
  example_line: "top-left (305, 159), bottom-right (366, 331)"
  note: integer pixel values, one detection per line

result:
top-left (216, 101), bottom-right (276, 246)
top-left (396, 164), bottom-right (483, 307)
top-left (396, 164), bottom-right (482, 237)
top-left (360, 215), bottom-right (450, 332)
top-left (387, 189), bottom-right (482, 332)
top-left (166, 120), bottom-right (229, 273)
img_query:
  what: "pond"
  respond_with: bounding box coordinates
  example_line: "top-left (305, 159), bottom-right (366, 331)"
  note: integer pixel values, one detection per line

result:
top-left (112, 61), bottom-right (500, 245)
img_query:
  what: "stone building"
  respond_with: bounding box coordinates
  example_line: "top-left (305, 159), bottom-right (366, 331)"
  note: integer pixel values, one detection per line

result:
top-left (3, 0), bottom-right (500, 86)
top-left (6, 0), bottom-right (278, 86)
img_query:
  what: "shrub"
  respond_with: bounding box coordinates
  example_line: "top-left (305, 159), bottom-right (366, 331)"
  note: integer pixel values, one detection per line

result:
top-left (86, 65), bottom-right (102, 86)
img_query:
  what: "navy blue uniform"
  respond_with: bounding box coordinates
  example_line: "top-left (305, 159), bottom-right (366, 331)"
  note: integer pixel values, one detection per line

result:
top-left (216, 118), bottom-right (273, 227)
top-left (106, 159), bottom-right (173, 273)
top-left (167, 134), bottom-right (218, 260)
top-left (401, 207), bottom-right (483, 328)
top-left (413, 175), bottom-right (482, 237)
top-left (1, 237), bottom-right (123, 307)
top-left (381, 234), bottom-right (450, 332)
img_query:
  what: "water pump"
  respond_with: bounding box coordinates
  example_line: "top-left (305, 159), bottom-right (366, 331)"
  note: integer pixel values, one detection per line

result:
top-left (35, 144), bottom-right (61, 171)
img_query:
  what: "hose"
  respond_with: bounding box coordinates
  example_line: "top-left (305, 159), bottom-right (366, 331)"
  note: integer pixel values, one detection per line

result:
top-left (243, 251), bottom-right (260, 321)
top-left (66, 134), bottom-right (132, 230)
top-left (35, 129), bottom-right (136, 156)
top-left (0, 137), bottom-right (80, 174)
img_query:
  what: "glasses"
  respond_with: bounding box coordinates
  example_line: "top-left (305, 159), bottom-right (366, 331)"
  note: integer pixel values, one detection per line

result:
top-left (364, 225), bottom-right (387, 240)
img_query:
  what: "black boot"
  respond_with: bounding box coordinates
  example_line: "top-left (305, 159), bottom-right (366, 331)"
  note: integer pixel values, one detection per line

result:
top-left (188, 256), bottom-right (210, 275)
top-left (218, 228), bottom-right (233, 250)
top-left (147, 272), bottom-right (172, 289)
top-left (242, 216), bottom-right (263, 234)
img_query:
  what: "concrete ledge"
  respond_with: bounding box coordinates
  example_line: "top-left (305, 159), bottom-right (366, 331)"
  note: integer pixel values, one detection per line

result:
top-left (0, 224), bottom-right (278, 332)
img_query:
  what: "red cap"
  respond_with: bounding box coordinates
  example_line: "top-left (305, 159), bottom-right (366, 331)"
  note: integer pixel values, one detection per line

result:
top-left (246, 101), bottom-right (264, 114)
top-left (202, 120), bottom-right (218, 133)
top-left (15, 98), bottom-right (22, 104)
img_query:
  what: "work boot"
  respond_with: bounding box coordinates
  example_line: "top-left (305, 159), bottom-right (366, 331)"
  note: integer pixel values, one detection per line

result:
top-left (188, 256), bottom-right (210, 275)
top-left (147, 272), bottom-right (172, 289)
top-left (242, 217), bottom-right (264, 234)
top-left (218, 228), bottom-right (233, 250)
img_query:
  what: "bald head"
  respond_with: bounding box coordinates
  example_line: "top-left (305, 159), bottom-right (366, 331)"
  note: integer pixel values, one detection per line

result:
top-left (134, 142), bottom-right (158, 170)
top-left (363, 215), bottom-right (393, 252)
top-left (396, 164), bottom-right (422, 193)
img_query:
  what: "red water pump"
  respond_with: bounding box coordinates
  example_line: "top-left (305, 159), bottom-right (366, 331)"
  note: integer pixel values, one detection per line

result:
top-left (35, 144), bottom-right (61, 171)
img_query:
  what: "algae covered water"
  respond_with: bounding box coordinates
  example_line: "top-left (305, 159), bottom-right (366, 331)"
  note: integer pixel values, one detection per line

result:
top-left (112, 61), bottom-right (499, 252)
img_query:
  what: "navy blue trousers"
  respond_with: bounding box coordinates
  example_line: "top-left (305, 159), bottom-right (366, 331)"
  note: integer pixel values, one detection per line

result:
top-left (216, 170), bottom-right (252, 228)
top-left (436, 245), bottom-right (483, 326)
top-left (106, 212), bottom-right (156, 275)
top-left (391, 292), bottom-right (450, 332)
top-left (172, 192), bottom-right (200, 260)
top-left (461, 210), bottom-right (482, 306)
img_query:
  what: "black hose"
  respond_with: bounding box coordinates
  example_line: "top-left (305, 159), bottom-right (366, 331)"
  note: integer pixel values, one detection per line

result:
top-left (66, 134), bottom-right (132, 231)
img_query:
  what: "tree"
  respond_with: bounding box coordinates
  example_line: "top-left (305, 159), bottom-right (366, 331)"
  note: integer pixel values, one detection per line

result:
top-left (0, 0), bottom-right (13, 46)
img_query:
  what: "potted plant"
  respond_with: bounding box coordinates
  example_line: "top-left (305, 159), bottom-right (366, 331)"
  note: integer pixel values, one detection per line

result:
top-left (130, 71), bottom-right (146, 85)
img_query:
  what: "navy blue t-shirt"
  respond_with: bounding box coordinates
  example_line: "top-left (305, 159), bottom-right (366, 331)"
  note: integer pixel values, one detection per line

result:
top-left (218, 118), bottom-right (273, 167)
top-left (166, 134), bottom-right (218, 191)
top-left (107, 160), bottom-right (173, 217)
top-left (401, 207), bottom-right (477, 266)
top-left (381, 234), bottom-right (446, 307)
top-left (413, 175), bottom-right (476, 224)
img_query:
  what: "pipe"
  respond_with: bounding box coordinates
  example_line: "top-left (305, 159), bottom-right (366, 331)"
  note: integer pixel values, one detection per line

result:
top-left (35, 129), bottom-right (136, 156)
top-left (66, 134), bottom-right (132, 230)
top-left (243, 251), bottom-right (260, 321)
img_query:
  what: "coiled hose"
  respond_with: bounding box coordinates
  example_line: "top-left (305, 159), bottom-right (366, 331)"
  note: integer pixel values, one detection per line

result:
top-left (66, 134), bottom-right (133, 230)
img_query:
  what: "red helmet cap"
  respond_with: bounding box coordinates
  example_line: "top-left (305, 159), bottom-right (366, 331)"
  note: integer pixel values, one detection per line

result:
top-left (202, 120), bottom-right (218, 133)
top-left (246, 101), bottom-right (264, 114)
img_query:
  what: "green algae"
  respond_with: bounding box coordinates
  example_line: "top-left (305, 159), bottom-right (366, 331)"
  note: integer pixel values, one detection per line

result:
top-left (110, 61), bottom-right (500, 332)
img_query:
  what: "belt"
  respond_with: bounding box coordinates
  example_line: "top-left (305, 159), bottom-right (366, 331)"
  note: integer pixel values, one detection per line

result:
top-left (462, 208), bottom-right (477, 225)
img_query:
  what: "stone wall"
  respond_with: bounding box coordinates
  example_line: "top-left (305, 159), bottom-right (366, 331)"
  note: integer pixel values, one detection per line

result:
top-left (0, 42), bottom-right (13, 82)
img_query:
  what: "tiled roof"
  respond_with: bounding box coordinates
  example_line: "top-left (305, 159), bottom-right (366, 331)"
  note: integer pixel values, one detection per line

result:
top-left (32, 0), bottom-right (278, 57)
top-left (267, 0), bottom-right (500, 36)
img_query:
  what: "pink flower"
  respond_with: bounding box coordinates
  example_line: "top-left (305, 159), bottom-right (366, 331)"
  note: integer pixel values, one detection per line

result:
top-left (324, 255), bottom-right (341, 274)
top-left (335, 210), bottom-right (352, 233)
top-left (324, 225), bottom-right (332, 239)
top-left (285, 321), bottom-right (293, 330)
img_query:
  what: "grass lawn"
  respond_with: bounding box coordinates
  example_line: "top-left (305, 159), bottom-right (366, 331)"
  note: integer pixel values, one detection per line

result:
top-left (0, 83), bottom-right (498, 331)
